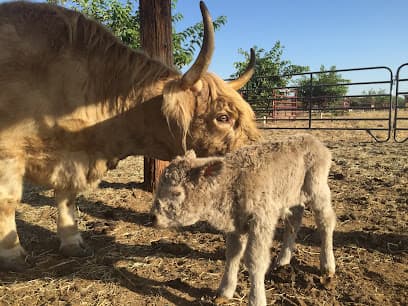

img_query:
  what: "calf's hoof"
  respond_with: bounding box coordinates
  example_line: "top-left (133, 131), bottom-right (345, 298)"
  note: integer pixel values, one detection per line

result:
top-left (320, 264), bottom-right (335, 278)
top-left (320, 273), bottom-right (336, 289)
top-left (214, 296), bottom-right (230, 305)
top-left (60, 242), bottom-right (93, 258)
top-left (271, 259), bottom-right (290, 271)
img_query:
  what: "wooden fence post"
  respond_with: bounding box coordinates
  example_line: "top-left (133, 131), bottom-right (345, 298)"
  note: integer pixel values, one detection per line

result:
top-left (139, 0), bottom-right (173, 191)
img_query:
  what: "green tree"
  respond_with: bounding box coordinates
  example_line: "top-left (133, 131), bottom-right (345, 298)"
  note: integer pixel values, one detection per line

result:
top-left (360, 89), bottom-right (389, 109)
top-left (48, 0), bottom-right (226, 69)
top-left (296, 65), bottom-right (350, 110)
top-left (397, 95), bottom-right (406, 108)
top-left (230, 43), bottom-right (308, 113)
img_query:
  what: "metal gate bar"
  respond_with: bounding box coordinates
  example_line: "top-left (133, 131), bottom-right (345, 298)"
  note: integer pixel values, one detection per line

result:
top-left (243, 66), bottom-right (393, 142)
top-left (394, 63), bottom-right (408, 143)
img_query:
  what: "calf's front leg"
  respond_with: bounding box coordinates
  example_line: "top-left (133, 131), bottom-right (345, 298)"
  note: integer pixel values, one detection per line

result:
top-left (216, 233), bottom-right (247, 300)
top-left (56, 190), bottom-right (91, 257)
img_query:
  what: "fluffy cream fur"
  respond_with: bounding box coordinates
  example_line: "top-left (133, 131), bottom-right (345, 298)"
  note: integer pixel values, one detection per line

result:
top-left (152, 134), bottom-right (336, 306)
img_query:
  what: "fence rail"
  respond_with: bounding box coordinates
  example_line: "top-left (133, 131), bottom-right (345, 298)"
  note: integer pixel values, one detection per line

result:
top-left (241, 64), bottom-right (408, 142)
top-left (394, 63), bottom-right (408, 143)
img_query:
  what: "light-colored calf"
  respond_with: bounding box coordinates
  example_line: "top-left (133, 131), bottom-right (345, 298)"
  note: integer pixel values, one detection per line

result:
top-left (151, 134), bottom-right (336, 306)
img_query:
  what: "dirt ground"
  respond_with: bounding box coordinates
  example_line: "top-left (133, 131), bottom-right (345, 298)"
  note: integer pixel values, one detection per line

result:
top-left (0, 128), bottom-right (407, 306)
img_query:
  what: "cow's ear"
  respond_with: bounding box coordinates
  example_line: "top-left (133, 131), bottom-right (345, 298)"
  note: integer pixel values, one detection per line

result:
top-left (162, 80), bottom-right (195, 150)
top-left (190, 80), bottom-right (203, 93)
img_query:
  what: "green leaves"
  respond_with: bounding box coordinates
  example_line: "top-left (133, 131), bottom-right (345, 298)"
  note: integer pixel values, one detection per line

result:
top-left (296, 65), bottom-right (350, 110)
top-left (232, 43), bottom-right (307, 85)
top-left (67, 0), bottom-right (141, 49)
top-left (232, 45), bottom-right (351, 112)
top-left (231, 43), bottom-right (308, 109)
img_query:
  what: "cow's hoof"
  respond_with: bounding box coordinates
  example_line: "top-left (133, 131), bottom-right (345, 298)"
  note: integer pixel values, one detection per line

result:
top-left (60, 243), bottom-right (93, 258)
top-left (0, 255), bottom-right (32, 272)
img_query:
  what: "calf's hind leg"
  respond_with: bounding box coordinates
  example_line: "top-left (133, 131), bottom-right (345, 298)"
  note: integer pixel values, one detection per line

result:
top-left (56, 190), bottom-right (91, 257)
top-left (0, 158), bottom-right (28, 271)
top-left (310, 183), bottom-right (336, 276)
top-left (245, 216), bottom-right (278, 306)
top-left (275, 204), bottom-right (305, 268)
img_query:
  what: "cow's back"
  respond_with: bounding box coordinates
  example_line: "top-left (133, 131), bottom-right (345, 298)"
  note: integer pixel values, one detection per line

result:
top-left (0, 1), bottom-right (76, 54)
top-left (0, 1), bottom-right (124, 135)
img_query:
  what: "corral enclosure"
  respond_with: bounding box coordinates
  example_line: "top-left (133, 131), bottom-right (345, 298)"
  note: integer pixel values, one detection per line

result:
top-left (245, 65), bottom-right (408, 143)
top-left (0, 126), bottom-right (407, 305)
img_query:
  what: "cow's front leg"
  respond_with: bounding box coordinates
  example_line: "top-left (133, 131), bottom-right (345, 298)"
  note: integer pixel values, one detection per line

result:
top-left (0, 200), bottom-right (28, 271)
top-left (0, 158), bottom-right (28, 271)
top-left (56, 190), bottom-right (91, 257)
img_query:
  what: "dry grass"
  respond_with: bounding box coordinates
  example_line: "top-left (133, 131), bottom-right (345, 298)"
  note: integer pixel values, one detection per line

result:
top-left (0, 115), bottom-right (407, 305)
top-left (259, 109), bottom-right (408, 143)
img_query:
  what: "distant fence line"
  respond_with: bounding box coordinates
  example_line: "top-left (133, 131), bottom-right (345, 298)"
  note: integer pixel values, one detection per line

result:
top-left (240, 64), bottom-right (408, 143)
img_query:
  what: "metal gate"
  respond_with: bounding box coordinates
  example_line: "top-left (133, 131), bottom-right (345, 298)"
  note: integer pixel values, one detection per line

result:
top-left (394, 63), bottom-right (408, 143)
top-left (242, 66), bottom-right (394, 142)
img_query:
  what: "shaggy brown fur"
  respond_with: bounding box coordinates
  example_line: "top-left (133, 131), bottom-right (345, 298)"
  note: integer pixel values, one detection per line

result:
top-left (152, 134), bottom-right (336, 306)
top-left (0, 1), bottom-right (260, 271)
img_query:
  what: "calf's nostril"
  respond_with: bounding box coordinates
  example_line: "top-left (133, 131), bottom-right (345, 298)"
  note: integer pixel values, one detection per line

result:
top-left (150, 215), bottom-right (158, 227)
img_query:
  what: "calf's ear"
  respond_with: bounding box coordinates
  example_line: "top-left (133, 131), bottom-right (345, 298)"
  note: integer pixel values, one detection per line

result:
top-left (202, 160), bottom-right (224, 177)
top-left (188, 157), bottom-right (225, 181)
top-left (175, 149), bottom-right (196, 161)
top-left (185, 150), bottom-right (197, 160)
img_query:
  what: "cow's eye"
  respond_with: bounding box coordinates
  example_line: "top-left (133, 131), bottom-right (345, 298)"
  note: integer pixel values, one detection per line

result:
top-left (216, 114), bottom-right (230, 123)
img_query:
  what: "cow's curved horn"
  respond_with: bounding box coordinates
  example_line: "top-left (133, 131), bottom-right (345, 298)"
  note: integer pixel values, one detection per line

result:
top-left (181, 1), bottom-right (214, 88)
top-left (228, 48), bottom-right (256, 90)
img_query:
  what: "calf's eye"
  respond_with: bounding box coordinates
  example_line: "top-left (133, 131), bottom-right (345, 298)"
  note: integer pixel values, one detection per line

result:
top-left (216, 114), bottom-right (229, 123)
top-left (172, 191), bottom-right (182, 197)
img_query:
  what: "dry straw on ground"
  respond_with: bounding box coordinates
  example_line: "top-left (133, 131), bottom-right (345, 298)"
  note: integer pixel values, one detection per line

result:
top-left (0, 112), bottom-right (407, 305)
